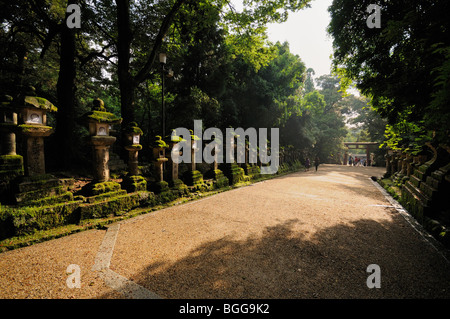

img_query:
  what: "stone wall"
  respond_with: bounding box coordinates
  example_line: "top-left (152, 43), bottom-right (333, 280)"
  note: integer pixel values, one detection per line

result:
top-left (384, 144), bottom-right (450, 247)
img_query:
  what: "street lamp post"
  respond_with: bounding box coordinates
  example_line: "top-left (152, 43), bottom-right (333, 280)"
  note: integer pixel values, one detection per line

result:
top-left (159, 52), bottom-right (167, 140)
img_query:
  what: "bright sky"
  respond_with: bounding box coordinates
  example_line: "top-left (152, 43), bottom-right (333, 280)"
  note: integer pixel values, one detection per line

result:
top-left (230, 0), bottom-right (334, 78)
top-left (266, 0), bottom-right (334, 78)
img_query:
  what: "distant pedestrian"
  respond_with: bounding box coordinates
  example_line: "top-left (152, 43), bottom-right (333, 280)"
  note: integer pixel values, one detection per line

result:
top-left (314, 156), bottom-right (320, 171)
top-left (305, 158), bottom-right (310, 171)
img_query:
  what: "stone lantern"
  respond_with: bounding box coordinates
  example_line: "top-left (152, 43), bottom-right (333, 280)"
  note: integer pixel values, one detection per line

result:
top-left (386, 149), bottom-right (394, 177)
top-left (190, 130), bottom-right (200, 171)
top-left (0, 95), bottom-right (18, 156)
top-left (122, 122), bottom-right (147, 192)
top-left (152, 135), bottom-right (168, 183)
top-left (79, 98), bottom-right (122, 183)
top-left (0, 95), bottom-right (24, 197)
top-left (168, 130), bottom-right (184, 182)
top-left (15, 88), bottom-right (57, 176)
top-left (123, 122), bottom-right (143, 176)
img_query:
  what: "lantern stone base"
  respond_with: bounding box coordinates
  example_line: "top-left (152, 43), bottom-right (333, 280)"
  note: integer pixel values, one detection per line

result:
top-left (169, 178), bottom-right (189, 196)
top-left (220, 163), bottom-right (247, 185)
top-left (0, 124), bottom-right (17, 156)
top-left (19, 125), bottom-right (54, 177)
top-left (0, 155), bottom-right (24, 203)
top-left (11, 174), bottom-right (75, 207)
top-left (0, 155), bottom-right (24, 181)
top-left (80, 180), bottom-right (122, 197)
top-left (183, 170), bottom-right (204, 186)
top-left (121, 175), bottom-right (147, 193)
top-left (212, 169), bottom-right (230, 188)
top-left (243, 164), bottom-right (260, 181)
top-left (204, 169), bottom-right (229, 189)
top-left (78, 191), bottom-right (152, 220)
top-left (149, 180), bottom-right (170, 194)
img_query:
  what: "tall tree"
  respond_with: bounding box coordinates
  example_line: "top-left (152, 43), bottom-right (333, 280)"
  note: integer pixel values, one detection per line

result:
top-left (55, 0), bottom-right (78, 168)
top-left (110, 0), bottom-right (312, 128)
top-left (328, 0), bottom-right (450, 146)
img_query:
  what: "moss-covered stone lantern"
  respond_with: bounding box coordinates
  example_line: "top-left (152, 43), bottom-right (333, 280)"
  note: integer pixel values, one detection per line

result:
top-left (168, 131), bottom-right (184, 182)
top-left (122, 122), bottom-right (147, 192)
top-left (181, 130), bottom-right (206, 189)
top-left (79, 98), bottom-right (122, 183)
top-left (152, 135), bottom-right (169, 183)
top-left (123, 122), bottom-right (143, 176)
top-left (0, 95), bottom-right (18, 156)
top-left (190, 129), bottom-right (201, 172)
top-left (0, 95), bottom-right (24, 191)
top-left (14, 87), bottom-right (57, 176)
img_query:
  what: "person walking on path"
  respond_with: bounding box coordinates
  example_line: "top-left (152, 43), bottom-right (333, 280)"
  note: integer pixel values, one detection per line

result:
top-left (305, 158), bottom-right (310, 171)
top-left (314, 156), bottom-right (320, 171)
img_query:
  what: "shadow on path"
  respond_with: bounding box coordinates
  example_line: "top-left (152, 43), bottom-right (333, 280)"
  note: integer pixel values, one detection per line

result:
top-left (103, 215), bottom-right (450, 299)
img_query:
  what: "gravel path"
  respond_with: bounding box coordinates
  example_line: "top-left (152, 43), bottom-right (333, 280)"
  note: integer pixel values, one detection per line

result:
top-left (1, 164), bottom-right (449, 299)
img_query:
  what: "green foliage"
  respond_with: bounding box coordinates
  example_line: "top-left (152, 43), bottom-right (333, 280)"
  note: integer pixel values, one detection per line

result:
top-left (382, 120), bottom-right (432, 156)
top-left (0, 201), bottom-right (82, 239)
top-left (328, 0), bottom-right (450, 146)
top-left (1, 0), bottom-right (344, 169)
top-left (79, 192), bottom-right (148, 219)
top-left (88, 181), bottom-right (122, 196)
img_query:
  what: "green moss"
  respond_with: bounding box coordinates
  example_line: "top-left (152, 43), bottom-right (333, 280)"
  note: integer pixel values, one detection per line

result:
top-left (157, 190), bottom-right (179, 203)
top-left (243, 164), bottom-right (260, 180)
top-left (85, 181), bottom-right (122, 196)
top-left (124, 122), bottom-right (143, 135)
top-left (86, 190), bottom-right (128, 203)
top-left (83, 110), bottom-right (122, 124)
top-left (15, 176), bottom-right (73, 193)
top-left (220, 163), bottom-right (246, 185)
top-left (18, 124), bottom-right (53, 134)
top-left (183, 170), bottom-right (206, 187)
top-left (0, 155), bottom-right (23, 167)
top-left (153, 135), bottom-right (169, 148)
top-left (18, 191), bottom-right (74, 207)
top-left (0, 169), bottom-right (24, 182)
top-left (17, 173), bottom-right (54, 183)
top-left (170, 136), bottom-right (185, 143)
top-left (150, 181), bottom-right (170, 194)
top-left (168, 179), bottom-right (189, 197)
top-left (24, 96), bottom-right (57, 112)
top-left (15, 186), bottom-right (67, 204)
top-left (125, 144), bottom-right (143, 151)
top-left (79, 192), bottom-right (149, 220)
top-left (122, 176), bottom-right (147, 193)
top-left (0, 201), bottom-right (82, 239)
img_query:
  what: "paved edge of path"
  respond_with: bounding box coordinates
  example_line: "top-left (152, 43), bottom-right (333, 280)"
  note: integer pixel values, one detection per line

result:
top-left (91, 223), bottom-right (162, 299)
top-left (91, 174), bottom-right (450, 299)
top-left (369, 178), bottom-right (450, 263)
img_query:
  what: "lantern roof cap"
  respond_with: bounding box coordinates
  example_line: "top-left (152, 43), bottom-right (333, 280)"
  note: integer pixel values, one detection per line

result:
top-left (123, 121), bottom-right (143, 135)
top-left (6, 86), bottom-right (57, 112)
top-left (153, 135), bottom-right (169, 148)
top-left (79, 99), bottom-right (122, 124)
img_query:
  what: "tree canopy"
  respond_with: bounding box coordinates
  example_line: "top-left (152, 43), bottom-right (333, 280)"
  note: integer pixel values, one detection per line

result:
top-left (328, 0), bottom-right (450, 153)
top-left (1, 0), bottom-right (365, 168)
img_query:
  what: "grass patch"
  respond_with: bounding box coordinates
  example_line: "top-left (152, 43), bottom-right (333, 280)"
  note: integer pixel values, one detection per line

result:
top-left (378, 178), bottom-right (402, 200)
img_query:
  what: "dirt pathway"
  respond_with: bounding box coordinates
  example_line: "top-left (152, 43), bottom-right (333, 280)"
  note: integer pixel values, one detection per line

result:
top-left (1, 164), bottom-right (449, 299)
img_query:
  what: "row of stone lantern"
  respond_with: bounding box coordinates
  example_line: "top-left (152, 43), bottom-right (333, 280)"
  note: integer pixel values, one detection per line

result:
top-left (2, 92), bottom-right (247, 196)
top-left (78, 99), bottom-right (186, 194)
top-left (0, 87), bottom-right (57, 178)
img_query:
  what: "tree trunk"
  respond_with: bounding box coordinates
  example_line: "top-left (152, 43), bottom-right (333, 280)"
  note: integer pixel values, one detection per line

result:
top-left (55, 1), bottom-right (77, 169)
top-left (116, 0), bottom-right (135, 127)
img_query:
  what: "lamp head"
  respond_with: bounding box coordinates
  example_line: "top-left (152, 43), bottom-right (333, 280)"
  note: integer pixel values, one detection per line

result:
top-left (159, 52), bottom-right (167, 64)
